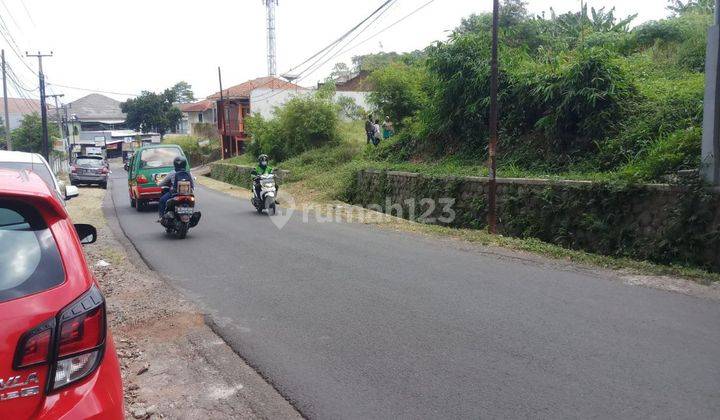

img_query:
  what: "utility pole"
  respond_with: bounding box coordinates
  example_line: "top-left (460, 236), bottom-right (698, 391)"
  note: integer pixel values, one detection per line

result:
top-left (2, 49), bottom-right (11, 150)
top-left (26, 51), bottom-right (53, 161)
top-left (218, 66), bottom-right (228, 160)
top-left (46, 93), bottom-right (65, 162)
top-left (487, 0), bottom-right (500, 234)
top-left (702, 0), bottom-right (720, 184)
top-left (263, 0), bottom-right (279, 76)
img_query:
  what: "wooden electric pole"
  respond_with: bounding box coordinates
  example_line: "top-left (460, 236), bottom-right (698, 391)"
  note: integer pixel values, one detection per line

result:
top-left (26, 51), bottom-right (53, 161)
top-left (487, 0), bottom-right (500, 234)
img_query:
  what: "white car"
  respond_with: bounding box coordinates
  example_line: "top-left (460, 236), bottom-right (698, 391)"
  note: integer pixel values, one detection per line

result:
top-left (0, 150), bottom-right (79, 204)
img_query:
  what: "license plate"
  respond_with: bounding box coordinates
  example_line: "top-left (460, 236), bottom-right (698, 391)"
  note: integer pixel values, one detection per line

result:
top-left (176, 207), bottom-right (194, 215)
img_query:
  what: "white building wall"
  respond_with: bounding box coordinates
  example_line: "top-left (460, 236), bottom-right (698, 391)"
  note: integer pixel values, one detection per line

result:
top-left (334, 91), bottom-right (372, 112)
top-left (249, 89), bottom-right (372, 120)
top-left (250, 88), bottom-right (310, 118)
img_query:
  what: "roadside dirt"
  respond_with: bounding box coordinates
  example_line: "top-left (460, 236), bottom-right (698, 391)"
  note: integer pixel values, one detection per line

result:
top-left (66, 187), bottom-right (301, 420)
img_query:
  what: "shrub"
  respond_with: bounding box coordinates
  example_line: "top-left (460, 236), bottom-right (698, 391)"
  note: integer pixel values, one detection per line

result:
top-left (245, 92), bottom-right (340, 161)
top-left (368, 62), bottom-right (429, 127)
top-left (620, 127), bottom-right (701, 180)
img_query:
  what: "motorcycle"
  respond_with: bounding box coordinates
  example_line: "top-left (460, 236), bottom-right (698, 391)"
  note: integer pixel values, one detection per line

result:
top-left (160, 182), bottom-right (201, 239)
top-left (251, 174), bottom-right (277, 215)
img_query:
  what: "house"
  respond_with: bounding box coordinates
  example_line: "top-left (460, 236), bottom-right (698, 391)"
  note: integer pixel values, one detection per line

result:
top-left (325, 70), bottom-right (374, 114)
top-left (176, 100), bottom-right (216, 135)
top-left (0, 97), bottom-right (41, 130)
top-left (206, 76), bottom-right (307, 158)
top-left (65, 93), bottom-right (158, 159)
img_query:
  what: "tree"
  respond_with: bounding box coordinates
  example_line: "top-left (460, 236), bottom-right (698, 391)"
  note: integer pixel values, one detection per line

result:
top-left (368, 62), bottom-right (428, 127)
top-left (328, 62), bottom-right (353, 83)
top-left (667, 0), bottom-right (715, 15)
top-left (167, 81), bottom-right (195, 103)
top-left (121, 90), bottom-right (182, 138)
top-left (11, 113), bottom-right (59, 153)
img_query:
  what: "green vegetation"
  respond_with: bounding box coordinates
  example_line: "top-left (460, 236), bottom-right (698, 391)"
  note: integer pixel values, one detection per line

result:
top-left (121, 81), bottom-right (195, 138)
top-left (238, 1), bottom-right (713, 186)
top-left (10, 113), bottom-right (60, 154)
top-left (162, 135), bottom-right (220, 167)
top-left (245, 89), bottom-right (340, 161)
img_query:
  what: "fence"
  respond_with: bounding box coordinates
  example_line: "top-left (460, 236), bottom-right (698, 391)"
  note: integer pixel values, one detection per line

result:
top-left (49, 155), bottom-right (69, 176)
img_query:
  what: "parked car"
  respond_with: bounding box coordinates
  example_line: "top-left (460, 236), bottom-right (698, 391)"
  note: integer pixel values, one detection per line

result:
top-left (127, 144), bottom-right (189, 211)
top-left (0, 150), bottom-right (79, 204)
top-left (70, 155), bottom-right (110, 188)
top-left (0, 169), bottom-right (124, 419)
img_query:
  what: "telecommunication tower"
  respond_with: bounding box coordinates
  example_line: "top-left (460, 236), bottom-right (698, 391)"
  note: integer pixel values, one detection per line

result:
top-left (263, 0), bottom-right (279, 76)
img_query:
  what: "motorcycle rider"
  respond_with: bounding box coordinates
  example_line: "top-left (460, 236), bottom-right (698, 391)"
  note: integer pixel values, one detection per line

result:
top-left (251, 154), bottom-right (276, 200)
top-left (157, 156), bottom-right (193, 221)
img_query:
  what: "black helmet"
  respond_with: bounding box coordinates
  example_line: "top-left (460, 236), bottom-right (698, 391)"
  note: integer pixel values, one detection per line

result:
top-left (173, 156), bottom-right (187, 171)
top-left (258, 154), bottom-right (269, 169)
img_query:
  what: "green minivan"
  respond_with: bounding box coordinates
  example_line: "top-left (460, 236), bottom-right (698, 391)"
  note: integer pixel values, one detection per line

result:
top-left (126, 144), bottom-right (189, 211)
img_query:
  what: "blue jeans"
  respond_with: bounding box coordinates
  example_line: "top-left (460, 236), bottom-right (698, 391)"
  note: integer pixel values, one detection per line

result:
top-left (158, 192), bottom-right (172, 217)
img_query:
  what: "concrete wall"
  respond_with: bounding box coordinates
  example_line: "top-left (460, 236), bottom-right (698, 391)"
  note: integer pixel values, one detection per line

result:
top-left (250, 89), bottom-right (309, 119)
top-left (350, 170), bottom-right (720, 271)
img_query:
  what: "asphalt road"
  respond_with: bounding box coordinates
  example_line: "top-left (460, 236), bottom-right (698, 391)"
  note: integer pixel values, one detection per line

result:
top-left (107, 168), bottom-right (720, 419)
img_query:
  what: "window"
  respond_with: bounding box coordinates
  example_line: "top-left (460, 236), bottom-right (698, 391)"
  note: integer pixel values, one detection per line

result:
top-left (0, 161), bottom-right (56, 191)
top-left (139, 147), bottom-right (182, 169)
top-left (76, 157), bottom-right (105, 168)
top-left (198, 113), bottom-right (204, 123)
top-left (0, 200), bottom-right (65, 303)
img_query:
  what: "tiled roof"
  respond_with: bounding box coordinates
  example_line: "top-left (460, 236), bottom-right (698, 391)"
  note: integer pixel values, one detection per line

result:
top-left (178, 99), bottom-right (214, 113)
top-left (207, 76), bottom-right (305, 100)
top-left (0, 97), bottom-right (41, 115)
top-left (67, 93), bottom-right (125, 121)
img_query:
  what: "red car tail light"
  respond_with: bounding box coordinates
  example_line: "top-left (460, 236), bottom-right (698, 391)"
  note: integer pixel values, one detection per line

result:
top-left (58, 306), bottom-right (104, 357)
top-left (100, 167), bottom-right (109, 174)
top-left (70, 165), bottom-right (77, 173)
top-left (13, 285), bottom-right (107, 393)
top-left (51, 285), bottom-right (106, 391)
top-left (136, 175), bottom-right (148, 184)
top-left (14, 319), bottom-right (55, 369)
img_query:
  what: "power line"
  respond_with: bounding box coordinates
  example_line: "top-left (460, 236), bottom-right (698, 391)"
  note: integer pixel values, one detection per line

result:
top-left (334, 0), bottom-right (438, 59)
top-left (45, 82), bottom-right (138, 97)
top-left (0, 0), bottom-right (25, 37)
top-left (255, 0), bottom-right (438, 104)
top-left (299, 0), bottom-right (399, 83)
top-left (19, 0), bottom-right (36, 27)
top-left (250, 0), bottom-right (396, 101)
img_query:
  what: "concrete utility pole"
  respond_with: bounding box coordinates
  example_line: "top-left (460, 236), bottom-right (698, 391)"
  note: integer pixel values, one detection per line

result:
top-left (46, 93), bottom-right (65, 160)
top-left (2, 49), bottom-right (11, 150)
top-left (702, 0), bottom-right (720, 184)
top-left (26, 51), bottom-right (53, 161)
top-left (263, 0), bottom-right (279, 76)
top-left (487, 0), bottom-right (500, 234)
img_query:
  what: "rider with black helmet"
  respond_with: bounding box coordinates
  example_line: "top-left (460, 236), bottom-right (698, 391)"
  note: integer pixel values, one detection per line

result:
top-left (157, 156), bottom-right (193, 221)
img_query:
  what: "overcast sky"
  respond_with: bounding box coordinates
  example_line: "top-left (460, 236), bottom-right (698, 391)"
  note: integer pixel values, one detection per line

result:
top-left (1, 0), bottom-right (673, 103)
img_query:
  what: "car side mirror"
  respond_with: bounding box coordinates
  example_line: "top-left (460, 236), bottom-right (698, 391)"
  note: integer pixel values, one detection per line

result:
top-left (74, 224), bottom-right (97, 244)
top-left (65, 185), bottom-right (79, 200)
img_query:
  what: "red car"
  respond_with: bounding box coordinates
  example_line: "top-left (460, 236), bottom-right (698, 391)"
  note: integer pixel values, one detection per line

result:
top-left (0, 169), bottom-right (124, 419)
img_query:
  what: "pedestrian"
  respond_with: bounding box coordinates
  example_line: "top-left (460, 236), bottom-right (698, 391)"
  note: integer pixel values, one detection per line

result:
top-left (382, 116), bottom-right (394, 140)
top-left (372, 119), bottom-right (382, 146)
top-left (365, 114), bottom-right (375, 145)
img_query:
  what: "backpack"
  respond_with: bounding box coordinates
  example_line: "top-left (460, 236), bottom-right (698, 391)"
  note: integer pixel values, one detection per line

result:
top-left (174, 170), bottom-right (193, 194)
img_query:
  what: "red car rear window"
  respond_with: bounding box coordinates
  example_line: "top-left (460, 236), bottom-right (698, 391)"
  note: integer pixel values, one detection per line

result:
top-left (0, 199), bottom-right (64, 303)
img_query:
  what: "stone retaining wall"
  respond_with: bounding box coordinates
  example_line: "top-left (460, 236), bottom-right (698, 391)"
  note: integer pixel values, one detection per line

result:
top-left (209, 162), bottom-right (289, 190)
top-left (348, 170), bottom-right (720, 271)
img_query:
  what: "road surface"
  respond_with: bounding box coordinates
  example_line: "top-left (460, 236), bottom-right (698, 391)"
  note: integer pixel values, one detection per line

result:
top-left (107, 168), bottom-right (720, 419)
